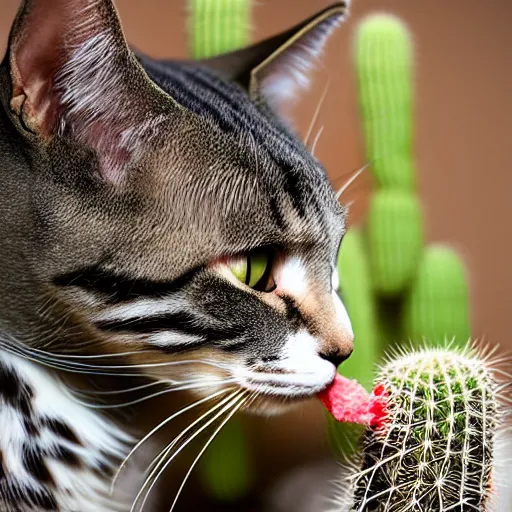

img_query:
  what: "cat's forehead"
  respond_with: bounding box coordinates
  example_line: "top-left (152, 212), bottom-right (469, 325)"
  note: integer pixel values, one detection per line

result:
top-left (37, 57), bottom-right (347, 281)
top-left (139, 57), bottom-right (346, 245)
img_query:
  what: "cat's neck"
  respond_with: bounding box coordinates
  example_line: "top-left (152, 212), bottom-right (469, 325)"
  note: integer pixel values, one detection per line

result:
top-left (0, 349), bottom-right (135, 511)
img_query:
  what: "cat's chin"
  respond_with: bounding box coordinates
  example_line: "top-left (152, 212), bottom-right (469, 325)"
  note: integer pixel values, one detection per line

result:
top-left (234, 362), bottom-right (337, 407)
top-left (235, 367), bottom-right (337, 416)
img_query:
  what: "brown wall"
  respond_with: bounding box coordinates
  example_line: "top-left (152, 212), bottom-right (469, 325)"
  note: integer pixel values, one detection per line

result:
top-left (0, 1), bottom-right (510, 508)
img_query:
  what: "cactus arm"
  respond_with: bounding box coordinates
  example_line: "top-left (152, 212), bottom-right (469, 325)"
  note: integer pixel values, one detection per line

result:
top-left (402, 245), bottom-right (471, 348)
top-left (366, 190), bottom-right (423, 296)
top-left (337, 228), bottom-right (380, 390)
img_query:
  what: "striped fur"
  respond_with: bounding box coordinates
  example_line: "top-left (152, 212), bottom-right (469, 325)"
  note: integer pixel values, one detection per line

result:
top-left (0, 0), bottom-right (353, 510)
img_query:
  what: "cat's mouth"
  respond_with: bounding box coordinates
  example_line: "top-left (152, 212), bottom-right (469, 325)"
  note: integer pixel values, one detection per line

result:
top-left (234, 361), bottom-right (337, 406)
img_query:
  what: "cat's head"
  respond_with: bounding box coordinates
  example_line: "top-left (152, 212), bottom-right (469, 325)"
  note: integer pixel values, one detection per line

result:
top-left (3, 0), bottom-right (353, 411)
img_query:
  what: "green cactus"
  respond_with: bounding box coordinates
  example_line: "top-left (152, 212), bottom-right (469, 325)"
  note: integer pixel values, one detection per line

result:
top-left (332, 14), bottom-right (472, 464)
top-left (329, 229), bottom-right (380, 457)
top-left (350, 345), bottom-right (499, 511)
top-left (356, 14), bottom-right (414, 190)
top-left (189, 0), bottom-right (251, 59)
top-left (402, 246), bottom-right (471, 347)
top-left (188, 0), bottom-right (253, 502)
top-left (366, 190), bottom-right (423, 295)
top-left (337, 228), bottom-right (380, 390)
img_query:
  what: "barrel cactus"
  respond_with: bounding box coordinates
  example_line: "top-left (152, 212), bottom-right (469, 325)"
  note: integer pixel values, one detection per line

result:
top-left (349, 345), bottom-right (502, 511)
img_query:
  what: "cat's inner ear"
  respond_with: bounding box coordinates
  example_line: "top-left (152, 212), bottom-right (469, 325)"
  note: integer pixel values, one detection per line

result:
top-left (202, 2), bottom-right (349, 113)
top-left (8, 0), bottom-right (170, 184)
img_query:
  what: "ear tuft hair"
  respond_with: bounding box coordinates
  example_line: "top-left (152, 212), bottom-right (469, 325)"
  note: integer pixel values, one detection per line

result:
top-left (7, 0), bottom-right (173, 185)
top-left (252, 6), bottom-right (347, 112)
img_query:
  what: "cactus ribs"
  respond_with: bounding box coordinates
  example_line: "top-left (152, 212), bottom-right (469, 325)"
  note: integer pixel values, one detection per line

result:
top-left (323, 348), bottom-right (500, 511)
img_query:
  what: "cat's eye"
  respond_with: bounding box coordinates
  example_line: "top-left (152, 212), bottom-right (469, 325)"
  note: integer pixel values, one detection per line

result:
top-left (228, 248), bottom-right (277, 292)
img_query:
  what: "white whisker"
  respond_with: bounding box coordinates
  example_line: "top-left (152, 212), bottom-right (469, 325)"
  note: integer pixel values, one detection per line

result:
top-left (72, 379), bottom-right (176, 396)
top-left (305, 79), bottom-right (330, 147)
top-left (133, 389), bottom-right (245, 512)
top-left (70, 379), bottom-right (237, 410)
top-left (336, 163), bottom-right (369, 199)
top-left (310, 125), bottom-right (324, 157)
top-left (111, 386), bottom-right (232, 494)
top-left (168, 391), bottom-right (250, 512)
top-left (0, 339), bottom-right (229, 376)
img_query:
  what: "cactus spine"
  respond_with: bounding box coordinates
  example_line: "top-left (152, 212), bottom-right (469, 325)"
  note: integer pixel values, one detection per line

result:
top-left (351, 345), bottom-right (499, 511)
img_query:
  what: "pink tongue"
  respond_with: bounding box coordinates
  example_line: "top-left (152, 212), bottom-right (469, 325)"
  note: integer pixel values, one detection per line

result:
top-left (317, 373), bottom-right (388, 428)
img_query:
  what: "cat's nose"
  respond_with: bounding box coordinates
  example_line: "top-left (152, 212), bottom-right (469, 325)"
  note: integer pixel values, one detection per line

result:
top-left (320, 346), bottom-right (353, 369)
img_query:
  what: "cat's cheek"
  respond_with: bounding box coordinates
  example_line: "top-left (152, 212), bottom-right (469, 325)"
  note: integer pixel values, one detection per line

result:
top-left (274, 256), bottom-right (308, 299)
top-left (332, 290), bottom-right (353, 338)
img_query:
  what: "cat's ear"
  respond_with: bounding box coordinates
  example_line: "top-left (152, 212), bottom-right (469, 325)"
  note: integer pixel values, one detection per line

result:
top-left (202, 2), bottom-right (349, 112)
top-left (7, 0), bottom-right (166, 184)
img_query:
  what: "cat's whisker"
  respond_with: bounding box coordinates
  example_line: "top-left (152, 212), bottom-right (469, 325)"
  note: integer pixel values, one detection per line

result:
top-left (310, 125), bottom-right (324, 157)
top-left (336, 163), bottom-right (369, 199)
top-left (143, 389), bottom-right (242, 478)
top-left (136, 389), bottom-right (247, 512)
top-left (0, 338), bottom-right (230, 374)
top-left (69, 378), bottom-right (237, 410)
top-left (131, 389), bottom-right (243, 512)
top-left (111, 386), bottom-right (233, 495)
top-left (69, 379), bottom-right (174, 399)
top-left (69, 377), bottom-right (213, 396)
top-left (0, 341), bottom-right (229, 381)
top-left (168, 390), bottom-right (251, 512)
top-left (305, 79), bottom-right (330, 147)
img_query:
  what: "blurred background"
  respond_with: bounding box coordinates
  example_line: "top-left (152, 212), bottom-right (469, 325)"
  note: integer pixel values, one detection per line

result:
top-left (1, 0), bottom-right (510, 510)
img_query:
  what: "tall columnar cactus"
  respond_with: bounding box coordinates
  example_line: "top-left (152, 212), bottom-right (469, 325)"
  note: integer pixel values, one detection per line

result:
top-left (188, 0), bottom-right (253, 502)
top-left (350, 345), bottom-right (501, 511)
top-left (332, 12), bottom-right (472, 457)
top-left (357, 14), bottom-right (423, 297)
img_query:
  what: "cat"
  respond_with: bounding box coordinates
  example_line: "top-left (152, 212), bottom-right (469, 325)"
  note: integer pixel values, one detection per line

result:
top-left (0, 0), bottom-right (353, 510)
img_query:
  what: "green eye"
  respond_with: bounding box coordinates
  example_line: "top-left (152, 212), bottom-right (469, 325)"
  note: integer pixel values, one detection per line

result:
top-left (228, 248), bottom-right (276, 292)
